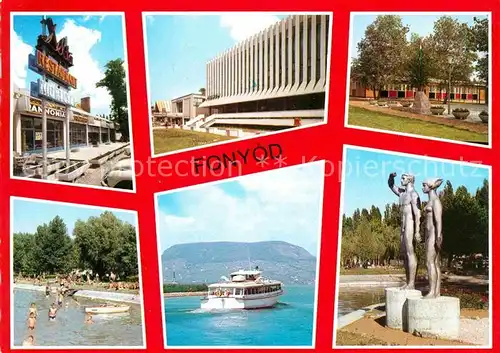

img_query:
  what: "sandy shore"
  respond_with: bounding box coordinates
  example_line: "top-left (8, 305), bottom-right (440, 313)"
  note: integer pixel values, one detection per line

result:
top-left (163, 291), bottom-right (206, 298)
top-left (14, 283), bottom-right (141, 305)
top-left (336, 307), bottom-right (489, 346)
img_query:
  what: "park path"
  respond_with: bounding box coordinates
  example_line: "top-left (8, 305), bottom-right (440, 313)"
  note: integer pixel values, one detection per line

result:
top-left (349, 100), bottom-right (488, 134)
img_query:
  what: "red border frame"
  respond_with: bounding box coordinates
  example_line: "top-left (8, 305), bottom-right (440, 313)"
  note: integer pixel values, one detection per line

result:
top-left (1, 1), bottom-right (497, 352)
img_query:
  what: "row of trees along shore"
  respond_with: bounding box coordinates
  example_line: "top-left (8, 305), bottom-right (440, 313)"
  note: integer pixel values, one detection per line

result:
top-left (352, 15), bottom-right (489, 102)
top-left (13, 211), bottom-right (138, 280)
top-left (341, 180), bottom-right (489, 271)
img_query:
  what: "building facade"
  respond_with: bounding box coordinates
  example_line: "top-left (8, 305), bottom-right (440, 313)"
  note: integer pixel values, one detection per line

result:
top-left (152, 93), bottom-right (208, 126)
top-left (350, 80), bottom-right (486, 103)
top-left (13, 91), bottom-right (116, 155)
top-left (196, 14), bottom-right (331, 130)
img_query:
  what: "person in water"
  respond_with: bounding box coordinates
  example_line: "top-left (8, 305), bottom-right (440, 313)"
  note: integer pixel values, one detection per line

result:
top-left (84, 313), bottom-right (94, 324)
top-left (48, 304), bottom-right (58, 321)
top-left (45, 285), bottom-right (50, 297)
top-left (22, 335), bottom-right (34, 346)
top-left (57, 291), bottom-right (64, 306)
top-left (27, 312), bottom-right (36, 330)
top-left (28, 303), bottom-right (38, 318)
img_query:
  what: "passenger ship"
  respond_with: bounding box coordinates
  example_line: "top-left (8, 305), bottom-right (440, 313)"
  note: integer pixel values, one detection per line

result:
top-left (200, 269), bottom-right (284, 310)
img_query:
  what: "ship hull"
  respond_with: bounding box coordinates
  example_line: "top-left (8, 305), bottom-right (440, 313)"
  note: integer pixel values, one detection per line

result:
top-left (201, 291), bottom-right (282, 310)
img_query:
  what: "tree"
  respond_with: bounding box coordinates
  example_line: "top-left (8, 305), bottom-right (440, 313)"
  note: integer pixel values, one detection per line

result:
top-left (427, 16), bottom-right (477, 106)
top-left (73, 211), bottom-right (138, 278)
top-left (32, 216), bottom-right (74, 274)
top-left (96, 59), bottom-right (129, 141)
top-left (199, 88), bottom-right (206, 96)
top-left (352, 15), bottom-right (409, 99)
top-left (406, 34), bottom-right (435, 90)
top-left (13, 233), bottom-right (36, 274)
top-left (468, 16), bottom-right (489, 103)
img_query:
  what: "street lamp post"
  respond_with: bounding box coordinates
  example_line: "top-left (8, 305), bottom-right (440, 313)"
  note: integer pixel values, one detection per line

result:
top-left (447, 55), bottom-right (453, 115)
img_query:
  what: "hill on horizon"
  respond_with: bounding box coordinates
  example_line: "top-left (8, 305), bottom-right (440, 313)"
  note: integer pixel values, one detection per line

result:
top-left (161, 241), bottom-right (317, 285)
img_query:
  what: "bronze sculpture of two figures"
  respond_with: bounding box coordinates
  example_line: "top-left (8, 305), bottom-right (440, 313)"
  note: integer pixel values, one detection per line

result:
top-left (388, 172), bottom-right (443, 298)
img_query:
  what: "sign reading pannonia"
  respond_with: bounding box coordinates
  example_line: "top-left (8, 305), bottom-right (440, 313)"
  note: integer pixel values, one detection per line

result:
top-left (35, 50), bottom-right (77, 89)
top-left (29, 97), bottom-right (66, 118)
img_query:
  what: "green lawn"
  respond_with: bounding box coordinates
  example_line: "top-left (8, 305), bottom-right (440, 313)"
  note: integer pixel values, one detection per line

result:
top-left (153, 128), bottom-right (235, 154)
top-left (348, 106), bottom-right (488, 143)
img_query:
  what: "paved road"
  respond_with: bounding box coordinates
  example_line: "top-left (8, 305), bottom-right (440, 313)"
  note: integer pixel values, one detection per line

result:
top-left (441, 103), bottom-right (489, 122)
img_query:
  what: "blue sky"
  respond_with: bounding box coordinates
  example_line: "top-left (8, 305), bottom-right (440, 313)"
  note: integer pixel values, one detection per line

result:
top-left (12, 198), bottom-right (137, 237)
top-left (350, 14), bottom-right (488, 59)
top-left (156, 161), bottom-right (325, 256)
top-left (12, 14), bottom-right (127, 115)
top-left (145, 14), bottom-right (286, 104)
top-left (342, 148), bottom-right (490, 216)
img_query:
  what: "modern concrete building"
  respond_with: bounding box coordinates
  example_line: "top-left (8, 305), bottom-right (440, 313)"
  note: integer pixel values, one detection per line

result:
top-left (152, 93), bottom-right (208, 126)
top-left (192, 14), bottom-right (331, 131)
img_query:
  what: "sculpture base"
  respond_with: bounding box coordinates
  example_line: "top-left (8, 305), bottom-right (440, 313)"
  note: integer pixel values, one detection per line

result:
top-left (407, 296), bottom-right (460, 339)
top-left (411, 91), bottom-right (431, 115)
top-left (385, 287), bottom-right (422, 331)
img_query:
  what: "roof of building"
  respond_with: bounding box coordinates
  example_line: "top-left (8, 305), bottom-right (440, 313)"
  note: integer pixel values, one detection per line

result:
top-left (155, 100), bottom-right (172, 113)
top-left (171, 93), bottom-right (206, 102)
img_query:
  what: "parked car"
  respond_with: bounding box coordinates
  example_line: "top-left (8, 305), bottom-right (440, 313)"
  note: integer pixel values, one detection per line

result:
top-left (102, 158), bottom-right (133, 189)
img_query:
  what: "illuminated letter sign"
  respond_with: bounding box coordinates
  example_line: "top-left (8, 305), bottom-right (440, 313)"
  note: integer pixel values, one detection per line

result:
top-left (32, 50), bottom-right (77, 89)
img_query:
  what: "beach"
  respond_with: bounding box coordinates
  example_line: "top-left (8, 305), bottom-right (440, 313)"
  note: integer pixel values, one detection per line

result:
top-left (13, 287), bottom-right (144, 347)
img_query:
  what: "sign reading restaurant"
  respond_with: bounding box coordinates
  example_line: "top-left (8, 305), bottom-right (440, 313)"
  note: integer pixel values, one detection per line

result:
top-left (28, 50), bottom-right (77, 89)
top-left (28, 17), bottom-right (77, 89)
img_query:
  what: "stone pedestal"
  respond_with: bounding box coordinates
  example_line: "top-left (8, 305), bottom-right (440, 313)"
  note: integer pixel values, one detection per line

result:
top-left (411, 91), bottom-right (431, 115)
top-left (407, 296), bottom-right (460, 339)
top-left (385, 287), bottom-right (422, 331)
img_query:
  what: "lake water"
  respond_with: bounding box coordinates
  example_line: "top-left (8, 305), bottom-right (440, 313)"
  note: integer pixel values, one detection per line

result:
top-left (337, 287), bottom-right (385, 317)
top-left (164, 285), bottom-right (315, 347)
top-left (13, 289), bottom-right (144, 347)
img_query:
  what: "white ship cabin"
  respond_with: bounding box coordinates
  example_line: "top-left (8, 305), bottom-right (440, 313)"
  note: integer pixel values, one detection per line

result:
top-left (207, 270), bottom-right (283, 298)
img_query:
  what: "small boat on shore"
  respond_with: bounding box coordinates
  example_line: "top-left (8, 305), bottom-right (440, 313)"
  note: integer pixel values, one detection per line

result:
top-left (85, 304), bottom-right (130, 314)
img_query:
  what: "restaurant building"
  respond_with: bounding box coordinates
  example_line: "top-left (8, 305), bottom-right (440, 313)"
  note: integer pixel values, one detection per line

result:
top-left (196, 14), bottom-right (331, 130)
top-left (12, 89), bottom-right (116, 155)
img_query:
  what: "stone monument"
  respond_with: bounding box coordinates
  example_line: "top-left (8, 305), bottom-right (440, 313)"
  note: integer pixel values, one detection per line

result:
top-left (384, 173), bottom-right (422, 330)
top-left (406, 178), bottom-right (460, 339)
top-left (411, 91), bottom-right (431, 115)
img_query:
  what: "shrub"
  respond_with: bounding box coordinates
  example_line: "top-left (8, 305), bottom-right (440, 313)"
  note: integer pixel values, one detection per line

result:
top-left (163, 283), bottom-right (208, 293)
top-left (441, 287), bottom-right (489, 310)
top-left (452, 108), bottom-right (470, 113)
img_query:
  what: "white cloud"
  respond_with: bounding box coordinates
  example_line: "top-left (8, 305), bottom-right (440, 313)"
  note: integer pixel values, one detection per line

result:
top-left (58, 19), bottom-right (112, 114)
top-left (11, 32), bottom-right (32, 89)
top-left (219, 14), bottom-right (281, 41)
top-left (159, 162), bottom-right (325, 255)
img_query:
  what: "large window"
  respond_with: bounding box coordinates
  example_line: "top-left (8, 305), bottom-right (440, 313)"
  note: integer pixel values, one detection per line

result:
top-left (70, 123), bottom-right (86, 147)
top-left (21, 116), bottom-right (63, 153)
